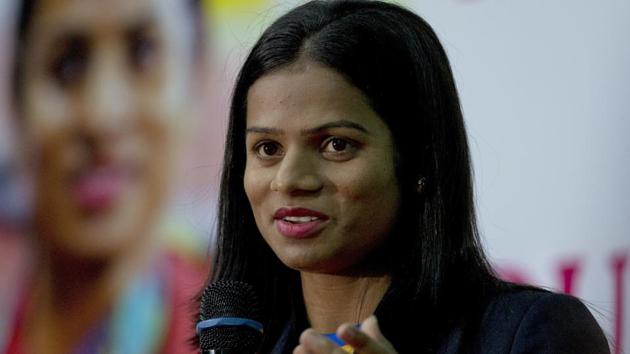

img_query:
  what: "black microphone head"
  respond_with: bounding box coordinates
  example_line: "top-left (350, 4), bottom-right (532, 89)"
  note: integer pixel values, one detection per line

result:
top-left (199, 280), bottom-right (264, 352)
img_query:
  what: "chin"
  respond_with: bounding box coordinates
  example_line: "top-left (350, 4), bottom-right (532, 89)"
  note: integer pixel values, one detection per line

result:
top-left (49, 207), bottom-right (152, 261)
top-left (279, 253), bottom-right (347, 274)
top-left (55, 229), bottom-right (141, 260)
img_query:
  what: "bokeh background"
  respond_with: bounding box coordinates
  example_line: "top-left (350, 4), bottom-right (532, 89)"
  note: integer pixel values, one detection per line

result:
top-left (1, 0), bottom-right (628, 352)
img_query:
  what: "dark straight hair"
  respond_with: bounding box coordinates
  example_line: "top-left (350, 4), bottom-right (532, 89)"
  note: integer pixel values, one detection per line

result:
top-left (212, 0), bottom-right (500, 351)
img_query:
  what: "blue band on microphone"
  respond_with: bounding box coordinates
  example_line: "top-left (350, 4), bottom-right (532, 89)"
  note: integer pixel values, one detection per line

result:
top-left (196, 317), bottom-right (264, 335)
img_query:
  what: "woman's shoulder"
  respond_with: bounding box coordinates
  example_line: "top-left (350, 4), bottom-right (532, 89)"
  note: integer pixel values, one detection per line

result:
top-left (484, 286), bottom-right (596, 324)
top-left (441, 285), bottom-right (610, 354)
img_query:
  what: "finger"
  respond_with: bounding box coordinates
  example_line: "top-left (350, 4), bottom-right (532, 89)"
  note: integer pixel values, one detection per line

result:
top-left (361, 316), bottom-right (396, 352)
top-left (337, 316), bottom-right (396, 353)
top-left (337, 323), bottom-right (379, 353)
top-left (293, 344), bottom-right (311, 354)
top-left (361, 316), bottom-right (385, 341)
top-left (299, 328), bottom-right (348, 354)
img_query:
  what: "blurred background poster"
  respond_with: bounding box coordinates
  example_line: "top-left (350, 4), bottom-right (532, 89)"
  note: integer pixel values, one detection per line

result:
top-left (0, 0), bottom-right (628, 353)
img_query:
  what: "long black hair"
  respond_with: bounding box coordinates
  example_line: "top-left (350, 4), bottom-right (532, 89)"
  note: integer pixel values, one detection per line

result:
top-left (212, 0), bottom-right (500, 351)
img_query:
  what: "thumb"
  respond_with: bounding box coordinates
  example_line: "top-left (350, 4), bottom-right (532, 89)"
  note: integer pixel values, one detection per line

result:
top-left (361, 315), bottom-right (385, 341)
top-left (338, 316), bottom-right (397, 353)
top-left (361, 315), bottom-right (397, 352)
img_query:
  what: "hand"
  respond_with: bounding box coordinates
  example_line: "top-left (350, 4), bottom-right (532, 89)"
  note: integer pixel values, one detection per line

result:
top-left (294, 315), bottom-right (398, 354)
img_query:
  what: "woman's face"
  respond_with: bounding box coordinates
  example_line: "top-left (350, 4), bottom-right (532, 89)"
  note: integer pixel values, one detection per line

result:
top-left (244, 62), bottom-right (400, 275)
top-left (20, 0), bottom-right (195, 258)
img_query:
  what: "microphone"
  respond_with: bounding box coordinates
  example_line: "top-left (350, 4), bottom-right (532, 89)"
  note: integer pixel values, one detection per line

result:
top-left (197, 280), bottom-right (264, 354)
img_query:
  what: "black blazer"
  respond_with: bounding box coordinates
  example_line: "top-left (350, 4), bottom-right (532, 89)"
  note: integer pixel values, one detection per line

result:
top-left (271, 288), bottom-right (610, 354)
top-left (436, 289), bottom-right (610, 354)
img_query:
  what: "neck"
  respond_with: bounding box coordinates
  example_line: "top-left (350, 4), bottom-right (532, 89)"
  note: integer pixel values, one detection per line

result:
top-left (300, 272), bottom-right (391, 333)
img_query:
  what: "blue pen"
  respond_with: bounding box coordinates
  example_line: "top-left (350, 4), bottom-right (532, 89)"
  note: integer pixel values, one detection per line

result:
top-left (323, 324), bottom-right (360, 353)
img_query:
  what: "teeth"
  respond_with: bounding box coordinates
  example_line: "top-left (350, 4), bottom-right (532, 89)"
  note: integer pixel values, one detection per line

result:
top-left (283, 216), bottom-right (319, 223)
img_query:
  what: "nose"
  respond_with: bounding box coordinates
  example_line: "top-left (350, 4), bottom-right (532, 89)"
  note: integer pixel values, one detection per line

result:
top-left (80, 46), bottom-right (133, 141)
top-left (270, 149), bottom-right (323, 195)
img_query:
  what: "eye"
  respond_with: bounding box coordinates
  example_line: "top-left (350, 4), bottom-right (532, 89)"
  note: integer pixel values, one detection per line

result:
top-left (128, 28), bottom-right (158, 72)
top-left (321, 137), bottom-right (358, 160)
top-left (328, 138), bottom-right (348, 151)
top-left (254, 141), bottom-right (283, 159)
top-left (50, 36), bottom-right (89, 86)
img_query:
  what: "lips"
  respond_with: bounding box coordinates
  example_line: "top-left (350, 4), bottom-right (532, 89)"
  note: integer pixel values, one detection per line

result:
top-left (70, 165), bottom-right (134, 215)
top-left (273, 207), bottom-right (330, 238)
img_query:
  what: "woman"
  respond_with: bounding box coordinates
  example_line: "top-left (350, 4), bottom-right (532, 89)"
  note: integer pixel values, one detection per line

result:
top-left (4, 0), bottom-right (207, 353)
top-left (208, 0), bottom-right (609, 353)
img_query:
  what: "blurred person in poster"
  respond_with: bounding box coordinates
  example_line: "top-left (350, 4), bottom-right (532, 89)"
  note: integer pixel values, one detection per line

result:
top-left (3, 0), bottom-right (209, 353)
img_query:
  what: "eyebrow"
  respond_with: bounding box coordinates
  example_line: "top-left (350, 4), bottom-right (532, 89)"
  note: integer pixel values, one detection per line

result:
top-left (46, 14), bottom-right (158, 45)
top-left (245, 126), bottom-right (283, 135)
top-left (246, 120), bottom-right (370, 136)
top-left (126, 16), bottom-right (159, 35)
top-left (303, 120), bottom-right (370, 135)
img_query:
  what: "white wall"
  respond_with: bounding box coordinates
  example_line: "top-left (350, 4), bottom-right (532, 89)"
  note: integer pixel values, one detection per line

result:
top-left (408, 0), bottom-right (629, 351)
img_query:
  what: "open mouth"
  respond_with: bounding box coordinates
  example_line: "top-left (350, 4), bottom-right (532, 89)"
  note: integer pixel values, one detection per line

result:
top-left (281, 216), bottom-right (322, 224)
top-left (274, 207), bottom-right (330, 238)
